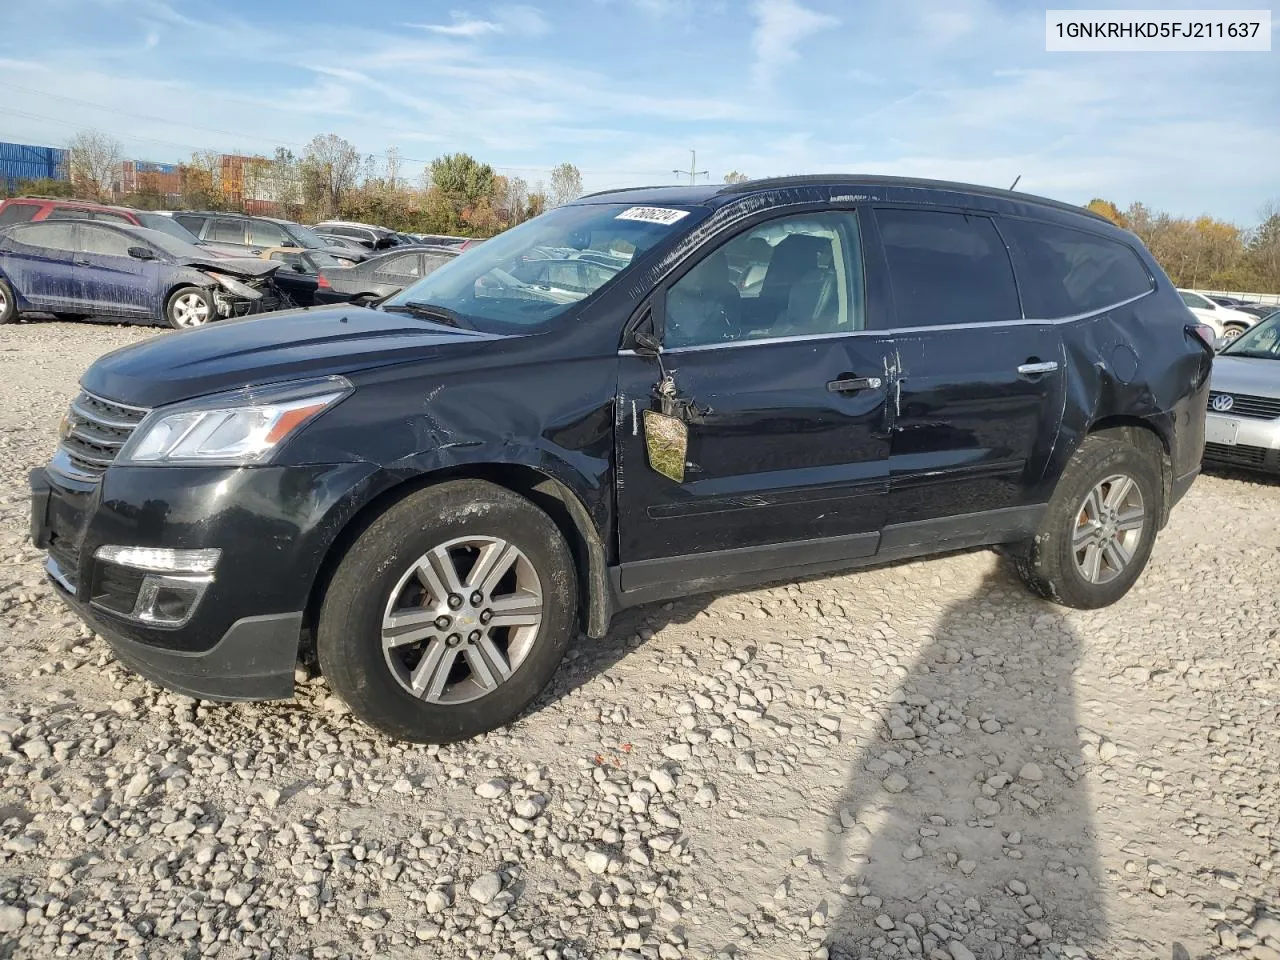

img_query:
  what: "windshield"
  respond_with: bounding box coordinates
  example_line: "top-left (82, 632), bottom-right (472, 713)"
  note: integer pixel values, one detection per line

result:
top-left (1221, 311), bottom-right (1280, 359)
top-left (283, 222), bottom-right (330, 250)
top-left (133, 227), bottom-right (209, 260)
top-left (382, 203), bottom-right (701, 333)
top-left (309, 251), bottom-right (345, 268)
top-left (134, 213), bottom-right (201, 244)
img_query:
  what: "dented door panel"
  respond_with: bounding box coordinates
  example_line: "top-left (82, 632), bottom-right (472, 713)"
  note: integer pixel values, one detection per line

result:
top-left (614, 335), bottom-right (894, 567)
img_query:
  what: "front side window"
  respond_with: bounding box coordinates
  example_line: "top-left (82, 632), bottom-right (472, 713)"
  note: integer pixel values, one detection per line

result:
top-left (664, 211), bottom-right (864, 349)
top-left (78, 225), bottom-right (136, 257)
top-left (209, 219), bottom-right (246, 244)
top-left (249, 221), bottom-right (288, 247)
top-left (383, 202), bottom-right (701, 334)
top-left (1003, 219), bottom-right (1153, 318)
top-left (876, 208), bottom-right (1020, 327)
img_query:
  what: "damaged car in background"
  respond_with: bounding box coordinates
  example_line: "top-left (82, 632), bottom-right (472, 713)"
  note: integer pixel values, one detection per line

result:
top-left (0, 220), bottom-right (282, 328)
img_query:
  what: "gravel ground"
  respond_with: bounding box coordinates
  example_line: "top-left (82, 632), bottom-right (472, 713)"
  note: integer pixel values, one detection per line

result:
top-left (1, 318), bottom-right (1278, 960)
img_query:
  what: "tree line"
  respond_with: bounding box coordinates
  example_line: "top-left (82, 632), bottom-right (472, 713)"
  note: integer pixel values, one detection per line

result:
top-left (4, 129), bottom-right (1278, 292)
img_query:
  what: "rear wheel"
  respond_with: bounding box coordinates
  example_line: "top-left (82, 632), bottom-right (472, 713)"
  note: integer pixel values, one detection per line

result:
top-left (1221, 324), bottom-right (1248, 344)
top-left (165, 286), bottom-right (214, 329)
top-left (1011, 434), bottom-right (1163, 608)
top-left (0, 279), bottom-right (16, 324)
top-left (317, 480), bottom-right (577, 742)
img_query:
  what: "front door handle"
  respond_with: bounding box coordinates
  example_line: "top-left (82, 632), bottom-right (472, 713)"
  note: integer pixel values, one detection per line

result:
top-left (827, 376), bottom-right (883, 393)
top-left (1017, 361), bottom-right (1059, 376)
top-left (73, 258), bottom-right (91, 267)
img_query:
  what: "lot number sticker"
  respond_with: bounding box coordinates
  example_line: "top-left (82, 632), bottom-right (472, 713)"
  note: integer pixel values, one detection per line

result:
top-left (615, 206), bottom-right (690, 225)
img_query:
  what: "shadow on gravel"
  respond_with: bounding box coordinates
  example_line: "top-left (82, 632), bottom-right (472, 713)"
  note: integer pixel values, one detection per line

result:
top-left (1201, 463), bottom-right (1280, 488)
top-left (823, 565), bottom-right (1104, 958)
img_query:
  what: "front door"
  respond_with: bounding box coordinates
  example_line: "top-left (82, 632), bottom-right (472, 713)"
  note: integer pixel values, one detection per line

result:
top-left (614, 209), bottom-right (895, 594)
top-left (868, 207), bottom-right (1065, 535)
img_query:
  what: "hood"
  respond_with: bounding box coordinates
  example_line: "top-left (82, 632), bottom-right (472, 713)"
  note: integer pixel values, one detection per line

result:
top-left (1210, 354), bottom-right (1280, 399)
top-left (81, 305), bottom-right (502, 408)
top-left (179, 253), bottom-right (280, 279)
top-left (319, 244), bottom-right (368, 263)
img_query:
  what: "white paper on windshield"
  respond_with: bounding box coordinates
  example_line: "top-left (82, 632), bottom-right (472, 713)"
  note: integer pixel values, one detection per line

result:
top-left (615, 206), bottom-right (690, 225)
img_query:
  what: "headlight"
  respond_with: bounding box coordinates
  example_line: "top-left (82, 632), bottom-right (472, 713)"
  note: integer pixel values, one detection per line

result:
top-left (118, 376), bottom-right (351, 466)
top-left (205, 272), bottom-right (262, 300)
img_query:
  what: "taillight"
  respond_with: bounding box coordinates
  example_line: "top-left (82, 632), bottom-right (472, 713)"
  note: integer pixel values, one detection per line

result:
top-left (1187, 322), bottom-right (1217, 350)
top-left (317, 274), bottom-right (331, 289)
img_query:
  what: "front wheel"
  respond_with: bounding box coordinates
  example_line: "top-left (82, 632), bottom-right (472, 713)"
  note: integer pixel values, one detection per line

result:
top-left (165, 286), bottom-right (214, 329)
top-left (0, 279), bottom-right (17, 324)
top-left (317, 480), bottom-right (577, 742)
top-left (1221, 324), bottom-right (1248, 344)
top-left (1011, 435), bottom-right (1163, 608)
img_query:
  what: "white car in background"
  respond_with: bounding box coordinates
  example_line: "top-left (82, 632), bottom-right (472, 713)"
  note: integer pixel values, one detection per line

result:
top-left (1203, 309), bottom-right (1280, 474)
top-left (1178, 289), bottom-right (1259, 344)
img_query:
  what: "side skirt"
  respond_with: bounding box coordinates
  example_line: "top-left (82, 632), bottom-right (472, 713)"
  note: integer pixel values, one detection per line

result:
top-left (610, 504), bottom-right (1045, 610)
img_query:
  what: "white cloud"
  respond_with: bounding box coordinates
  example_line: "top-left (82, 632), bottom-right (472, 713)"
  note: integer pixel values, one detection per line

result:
top-left (751, 0), bottom-right (838, 87)
top-left (411, 16), bottom-right (502, 38)
top-left (496, 5), bottom-right (550, 36)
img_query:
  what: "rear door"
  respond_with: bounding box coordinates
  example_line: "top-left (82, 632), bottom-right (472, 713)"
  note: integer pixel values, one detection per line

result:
top-left (0, 222), bottom-right (83, 309)
top-left (74, 224), bottom-right (152, 317)
top-left (868, 207), bottom-right (1065, 541)
top-left (614, 208), bottom-right (894, 593)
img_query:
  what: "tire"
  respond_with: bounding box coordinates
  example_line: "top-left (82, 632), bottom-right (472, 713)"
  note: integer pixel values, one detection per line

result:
top-left (1010, 434), bottom-right (1163, 609)
top-left (0, 279), bottom-right (16, 324)
top-left (1221, 324), bottom-right (1247, 343)
top-left (165, 286), bottom-right (214, 329)
top-left (317, 479), bottom-right (577, 743)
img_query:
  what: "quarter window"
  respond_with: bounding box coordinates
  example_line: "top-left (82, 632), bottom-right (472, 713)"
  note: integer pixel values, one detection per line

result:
top-left (0, 203), bottom-right (38, 225)
top-left (664, 211), bottom-right (864, 348)
top-left (1003, 219), bottom-right (1154, 318)
top-left (876, 209), bottom-right (1020, 327)
top-left (173, 214), bottom-right (205, 235)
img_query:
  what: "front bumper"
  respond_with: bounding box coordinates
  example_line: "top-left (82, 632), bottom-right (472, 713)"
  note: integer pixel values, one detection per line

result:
top-left (29, 459), bottom-right (381, 699)
top-left (1203, 411), bottom-right (1280, 473)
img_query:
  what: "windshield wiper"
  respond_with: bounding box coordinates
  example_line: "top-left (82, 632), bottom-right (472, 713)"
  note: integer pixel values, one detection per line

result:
top-left (383, 301), bottom-right (468, 329)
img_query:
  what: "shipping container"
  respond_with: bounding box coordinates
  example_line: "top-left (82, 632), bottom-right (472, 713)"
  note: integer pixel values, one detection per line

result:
top-left (0, 141), bottom-right (69, 192)
top-left (122, 159), bottom-right (182, 198)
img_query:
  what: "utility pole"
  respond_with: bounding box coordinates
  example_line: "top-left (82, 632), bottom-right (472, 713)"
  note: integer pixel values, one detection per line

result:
top-left (672, 150), bottom-right (708, 185)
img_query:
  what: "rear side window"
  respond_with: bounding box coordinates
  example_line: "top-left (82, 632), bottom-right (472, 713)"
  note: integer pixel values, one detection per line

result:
top-left (422, 253), bottom-right (454, 277)
top-left (875, 209), bottom-right (1020, 327)
top-left (1003, 219), bottom-right (1153, 319)
top-left (0, 203), bottom-right (38, 225)
top-left (16, 222), bottom-right (79, 252)
top-left (78, 225), bottom-right (136, 257)
top-left (208, 219), bottom-right (246, 244)
top-left (376, 254), bottom-right (423, 278)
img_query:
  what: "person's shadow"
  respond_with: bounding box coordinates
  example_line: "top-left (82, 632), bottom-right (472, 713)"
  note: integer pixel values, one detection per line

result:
top-left (823, 563), bottom-right (1105, 958)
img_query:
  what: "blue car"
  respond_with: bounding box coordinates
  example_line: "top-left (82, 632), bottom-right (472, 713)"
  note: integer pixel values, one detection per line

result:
top-left (0, 220), bottom-right (283, 328)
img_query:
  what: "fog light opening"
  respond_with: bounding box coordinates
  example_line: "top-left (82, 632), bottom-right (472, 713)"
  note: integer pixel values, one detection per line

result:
top-left (133, 574), bottom-right (211, 627)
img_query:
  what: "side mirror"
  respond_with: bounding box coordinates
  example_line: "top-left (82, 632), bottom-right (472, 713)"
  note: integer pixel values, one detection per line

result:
top-left (127, 246), bottom-right (155, 261)
top-left (633, 330), bottom-right (662, 356)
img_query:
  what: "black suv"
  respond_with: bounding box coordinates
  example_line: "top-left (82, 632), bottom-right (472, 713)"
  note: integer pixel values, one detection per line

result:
top-left (171, 211), bottom-right (366, 264)
top-left (30, 176), bottom-right (1211, 743)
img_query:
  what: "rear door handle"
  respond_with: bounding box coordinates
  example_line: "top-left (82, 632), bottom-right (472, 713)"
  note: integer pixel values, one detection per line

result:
top-left (73, 259), bottom-right (91, 267)
top-left (827, 376), bottom-right (883, 393)
top-left (1017, 361), bottom-right (1059, 376)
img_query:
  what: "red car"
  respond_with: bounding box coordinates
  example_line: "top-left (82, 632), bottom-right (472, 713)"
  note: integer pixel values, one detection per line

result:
top-left (0, 198), bottom-right (239, 256)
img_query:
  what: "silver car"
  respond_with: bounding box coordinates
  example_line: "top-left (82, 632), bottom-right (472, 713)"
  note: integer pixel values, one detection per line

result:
top-left (1204, 310), bottom-right (1280, 473)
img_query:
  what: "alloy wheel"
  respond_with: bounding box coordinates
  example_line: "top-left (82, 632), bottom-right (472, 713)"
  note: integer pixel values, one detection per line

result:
top-left (1073, 473), bottom-right (1145, 584)
top-left (0, 286), bottom-right (8, 316)
top-left (172, 293), bottom-right (210, 327)
top-left (381, 536), bottom-right (543, 704)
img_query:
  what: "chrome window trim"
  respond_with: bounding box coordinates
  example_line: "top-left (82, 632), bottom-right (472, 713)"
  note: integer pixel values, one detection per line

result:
top-left (618, 287), bottom-right (1155, 356)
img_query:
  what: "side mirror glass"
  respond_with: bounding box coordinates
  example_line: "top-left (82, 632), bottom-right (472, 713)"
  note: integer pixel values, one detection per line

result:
top-left (127, 246), bottom-right (155, 261)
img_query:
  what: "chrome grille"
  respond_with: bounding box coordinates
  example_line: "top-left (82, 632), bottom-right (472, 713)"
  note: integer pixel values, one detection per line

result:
top-left (1208, 392), bottom-right (1280, 420)
top-left (58, 390), bottom-right (149, 479)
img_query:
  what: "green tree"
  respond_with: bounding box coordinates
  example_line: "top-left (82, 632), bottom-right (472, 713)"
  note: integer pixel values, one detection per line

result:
top-left (429, 153), bottom-right (496, 220)
top-left (301, 134), bottom-right (362, 219)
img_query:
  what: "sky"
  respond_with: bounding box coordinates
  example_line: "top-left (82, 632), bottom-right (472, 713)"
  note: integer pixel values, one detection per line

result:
top-left (0, 0), bottom-right (1276, 223)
